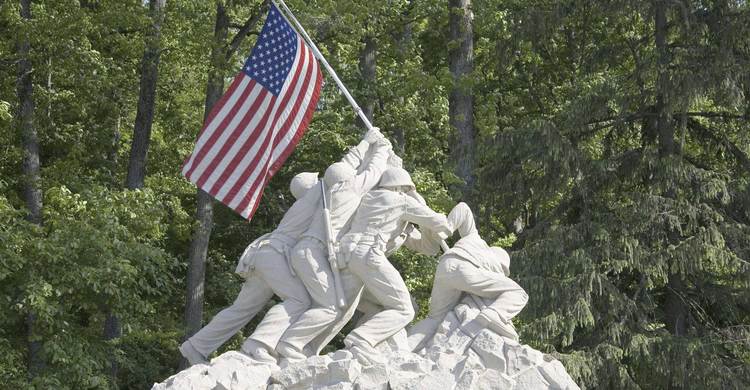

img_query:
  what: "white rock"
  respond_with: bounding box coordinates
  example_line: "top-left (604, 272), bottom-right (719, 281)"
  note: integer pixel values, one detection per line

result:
top-left (387, 352), bottom-right (433, 375)
top-left (210, 351), bottom-right (273, 390)
top-left (455, 368), bottom-right (515, 390)
top-left (537, 360), bottom-right (580, 390)
top-left (453, 348), bottom-right (487, 379)
top-left (513, 366), bottom-right (554, 389)
top-left (324, 357), bottom-right (362, 385)
top-left (388, 370), bottom-right (454, 390)
top-left (353, 362), bottom-right (389, 390)
top-left (154, 299), bottom-right (580, 390)
top-left (272, 355), bottom-right (331, 389)
top-left (471, 330), bottom-right (508, 373)
top-left (316, 383), bottom-right (354, 390)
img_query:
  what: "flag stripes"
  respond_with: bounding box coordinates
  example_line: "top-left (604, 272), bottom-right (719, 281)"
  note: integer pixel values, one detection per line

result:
top-left (181, 4), bottom-right (323, 220)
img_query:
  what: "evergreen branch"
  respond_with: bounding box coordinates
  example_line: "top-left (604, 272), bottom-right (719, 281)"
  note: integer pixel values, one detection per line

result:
top-left (686, 118), bottom-right (750, 174)
top-left (684, 112), bottom-right (749, 120)
top-left (225, 0), bottom-right (270, 61)
top-left (583, 113), bottom-right (643, 127)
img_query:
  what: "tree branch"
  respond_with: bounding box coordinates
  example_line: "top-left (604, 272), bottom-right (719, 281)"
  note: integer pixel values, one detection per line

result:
top-left (225, 0), bottom-right (270, 61)
top-left (684, 112), bottom-right (749, 120)
top-left (686, 118), bottom-right (750, 174)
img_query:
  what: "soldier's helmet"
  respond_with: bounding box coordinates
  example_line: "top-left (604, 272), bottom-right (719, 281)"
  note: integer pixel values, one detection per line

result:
top-left (324, 162), bottom-right (356, 187)
top-left (290, 172), bottom-right (319, 199)
top-left (378, 167), bottom-right (416, 192)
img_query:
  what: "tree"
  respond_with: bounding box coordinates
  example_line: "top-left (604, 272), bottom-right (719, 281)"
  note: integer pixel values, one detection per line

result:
top-left (182, 0), bottom-right (269, 369)
top-left (473, 0), bottom-right (750, 387)
top-left (0, 0), bottom-right (747, 387)
top-left (358, 34), bottom-right (376, 125)
top-left (114, 0), bottom-right (167, 383)
top-left (126, 0), bottom-right (167, 190)
top-left (448, 0), bottom-right (475, 203)
top-left (16, 0), bottom-right (44, 378)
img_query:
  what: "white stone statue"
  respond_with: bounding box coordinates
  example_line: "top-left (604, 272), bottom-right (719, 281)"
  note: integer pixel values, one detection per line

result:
top-left (407, 202), bottom-right (529, 352)
top-left (179, 172), bottom-right (321, 365)
top-left (156, 193), bottom-right (582, 390)
top-left (160, 133), bottom-right (582, 390)
top-left (331, 167), bottom-right (452, 365)
top-left (276, 128), bottom-right (393, 361)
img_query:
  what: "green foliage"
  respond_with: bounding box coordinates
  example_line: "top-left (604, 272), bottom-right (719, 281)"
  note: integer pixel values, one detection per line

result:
top-left (1, 0), bottom-right (748, 388)
top-left (471, 1), bottom-right (750, 388)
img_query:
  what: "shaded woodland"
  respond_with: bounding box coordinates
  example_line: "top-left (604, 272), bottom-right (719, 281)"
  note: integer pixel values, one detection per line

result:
top-left (1, 0), bottom-right (749, 388)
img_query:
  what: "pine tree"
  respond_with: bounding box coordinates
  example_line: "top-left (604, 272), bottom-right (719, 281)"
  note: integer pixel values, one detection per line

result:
top-left (474, 1), bottom-right (750, 388)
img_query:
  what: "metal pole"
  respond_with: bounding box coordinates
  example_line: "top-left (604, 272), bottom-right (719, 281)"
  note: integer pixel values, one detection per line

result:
top-left (273, 0), bottom-right (374, 131)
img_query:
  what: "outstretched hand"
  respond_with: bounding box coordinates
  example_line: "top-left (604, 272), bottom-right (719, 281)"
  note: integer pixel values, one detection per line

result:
top-left (364, 126), bottom-right (383, 143)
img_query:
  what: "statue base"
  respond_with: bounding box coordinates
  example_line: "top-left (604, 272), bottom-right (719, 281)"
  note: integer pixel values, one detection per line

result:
top-left (153, 298), bottom-right (579, 389)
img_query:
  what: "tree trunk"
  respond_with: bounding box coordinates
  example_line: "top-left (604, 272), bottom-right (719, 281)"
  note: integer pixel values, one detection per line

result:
top-left (126, 0), bottom-right (166, 190)
top-left (110, 1), bottom-right (167, 382)
top-left (181, 1), bottom-right (229, 368)
top-left (654, 0), bottom-right (674, 158)
top-left (392, 2), bottom-right (413, 154)
top-left (181, 1), bottom-right (268, 369)
top-left (654, 0), bottom-right (687, 341)
top-left (358, 34), bottom-right (376, 127)
top-left (17, 0), bottom-right (44, 378)
top-left (448, 0), bottom-right (475, 203)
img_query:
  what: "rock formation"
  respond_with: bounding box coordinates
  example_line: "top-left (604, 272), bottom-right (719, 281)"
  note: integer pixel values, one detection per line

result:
top-left (154, 297), bottom-right (579, 389)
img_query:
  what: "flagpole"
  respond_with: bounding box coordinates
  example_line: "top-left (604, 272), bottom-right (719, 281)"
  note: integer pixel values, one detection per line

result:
top-left (273, 0), bottom-right (374, 131)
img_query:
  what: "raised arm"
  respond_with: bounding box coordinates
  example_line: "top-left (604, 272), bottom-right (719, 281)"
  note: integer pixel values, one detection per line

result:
top-left (352, 136), bottom-right (392, 195)
top-left (339, 139), bottom-right (370, 171)
top-left (338, 127), bottom-right (384, 171)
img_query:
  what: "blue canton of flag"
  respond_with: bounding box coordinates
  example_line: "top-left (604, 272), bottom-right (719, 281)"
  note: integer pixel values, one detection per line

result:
top-left (243, 6), bottom-right (298, 96)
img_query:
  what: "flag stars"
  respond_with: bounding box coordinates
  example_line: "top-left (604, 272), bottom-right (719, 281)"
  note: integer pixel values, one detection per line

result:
top-left (241, 9), bottom-right (301, 95)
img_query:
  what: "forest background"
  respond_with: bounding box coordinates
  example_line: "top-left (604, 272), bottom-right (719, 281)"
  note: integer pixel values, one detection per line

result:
top-left (1, 0), bottom-right (749, 389)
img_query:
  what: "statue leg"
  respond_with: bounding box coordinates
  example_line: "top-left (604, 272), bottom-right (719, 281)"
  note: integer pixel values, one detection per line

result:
top-left (185, 269), bottom-right (274, 359)
top-left (243, 248), bottom-right (311, 354)
top-left (407, 257), bottom-right (463, 352)
top-left (345, 250), bottom-right (414, 351)
top-left (303, 269), bottom-right (364, 356)
top-left (277, 238), bottom-right (340, 359)
top-left (453, 261), bottom-right (529, 322)
top-left (449, 260), bottom-right (528, 340)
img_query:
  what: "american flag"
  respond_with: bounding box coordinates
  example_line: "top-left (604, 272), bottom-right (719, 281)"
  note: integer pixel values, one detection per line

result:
top-left (181, 4), bottom-right (323, 219)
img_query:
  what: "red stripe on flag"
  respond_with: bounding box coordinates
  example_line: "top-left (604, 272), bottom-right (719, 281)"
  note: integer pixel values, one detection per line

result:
top-left (223, 44), bottom-right (313, 209)
top-left (207, 92), bottom-right (276, 196)
top-left (235, 47), bottom-right (319, 215)
top-left (243, 64), bottom-right (321, 219)
top-left (184, 78), bottom-right (257, 180)
top-left (270, 65), bottom-right (324, 174)
top-left (180, 75), bottom-right (244, 172)
top-left (230, 47), bottom-right (315, 213)
top-left (195, 86), bottom-right (271, 188)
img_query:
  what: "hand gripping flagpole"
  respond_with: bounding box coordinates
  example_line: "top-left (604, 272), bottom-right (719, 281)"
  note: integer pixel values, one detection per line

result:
top-left (273, 0), bottom-right (375, 131)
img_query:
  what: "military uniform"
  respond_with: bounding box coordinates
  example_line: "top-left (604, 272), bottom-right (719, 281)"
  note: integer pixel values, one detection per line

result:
top-left (279, 136), bottom-right (392, 357)
top-left (408, 202), bottom-right (528, 352)
top-left (338, 183), bottom-right (451, 359)
top-left (181, 185), bottom-right (321, 361)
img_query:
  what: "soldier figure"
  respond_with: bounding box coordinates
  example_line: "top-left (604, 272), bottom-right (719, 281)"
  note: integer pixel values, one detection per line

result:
top-left (179, 172), bottom-right (320, 365)
top-left (276, 128), bottom-right (392, 361)
top-left (408, 202), bottom-right (529, 352)
top-left (335, 167), bottom-right (452, 365)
